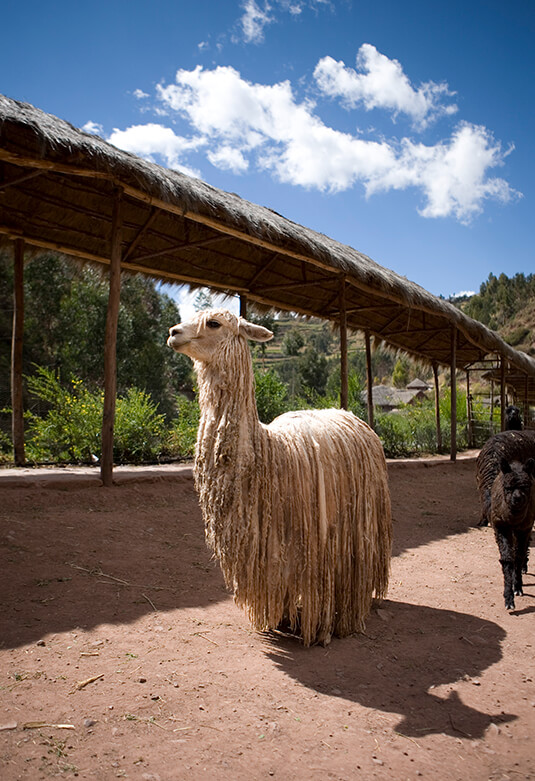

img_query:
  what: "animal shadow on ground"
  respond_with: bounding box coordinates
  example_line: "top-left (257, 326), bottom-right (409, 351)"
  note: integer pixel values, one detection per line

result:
top-left (264, 599), bottom-right (514, 740)
top-left (0, 481), bottom-right (227, 650)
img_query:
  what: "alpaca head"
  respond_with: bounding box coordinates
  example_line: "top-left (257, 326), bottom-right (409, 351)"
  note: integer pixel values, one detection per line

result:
top-left (504, 405), bottom-right (523, 431)
top-left (167, 308), bottom-right (273, 364)
top-left (495, 457), bottom-right (535, 517)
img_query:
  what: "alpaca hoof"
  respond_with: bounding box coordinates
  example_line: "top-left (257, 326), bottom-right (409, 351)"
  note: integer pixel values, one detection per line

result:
top-left (505, 600), bottom-right (515, 610)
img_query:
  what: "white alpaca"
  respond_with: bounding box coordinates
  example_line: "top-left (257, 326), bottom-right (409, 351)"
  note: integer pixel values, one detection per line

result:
top-left (168, 309), bottom-right (392, 645)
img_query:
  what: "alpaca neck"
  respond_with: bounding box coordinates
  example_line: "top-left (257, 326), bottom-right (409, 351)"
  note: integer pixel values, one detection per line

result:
top-left (195, 340), bottom-right (262, 457)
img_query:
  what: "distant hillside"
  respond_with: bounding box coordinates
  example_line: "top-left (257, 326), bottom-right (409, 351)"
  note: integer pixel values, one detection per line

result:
top-left (453, 272), bottom-right (535, 357)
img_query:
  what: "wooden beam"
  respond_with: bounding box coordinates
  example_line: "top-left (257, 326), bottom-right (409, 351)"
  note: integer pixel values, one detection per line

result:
top-left (365, 330), bottom-right (374, 430)
top-left (240, 295), bottom-right (248, 318)
top-left (0, 169), bottom-right (44, 192)
top-left (11, 239), bottom-right (25, 466)
top-left (100, 187), bottom-right (123, 486)
top-left (246, 253), bottom-right (279, 289)
top-left (122, 207), bottom-right (158, 262)
top-left (339, 277), bottom-right (348, 410)
top-left (450, 327), bottom-right (457, 462)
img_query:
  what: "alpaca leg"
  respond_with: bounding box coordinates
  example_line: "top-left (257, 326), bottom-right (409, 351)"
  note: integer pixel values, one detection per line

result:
top-left (522, 531), bottom-right (531, 575)
top-left (478, 490), bottom-right (491, 527)
top-left (495, 526), bottom-right (515, 610)
top-left (514, 529), bottom-right (531, 596)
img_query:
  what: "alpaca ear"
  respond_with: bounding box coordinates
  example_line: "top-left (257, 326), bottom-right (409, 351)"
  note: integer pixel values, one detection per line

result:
top-left (524, 458), bottom-right (535, 477)
top-left (239, 319), bottom-right (274, 343)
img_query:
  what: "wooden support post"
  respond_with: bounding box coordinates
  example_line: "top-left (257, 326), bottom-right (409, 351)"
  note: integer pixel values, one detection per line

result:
top-left (450, 327), bottom-right (457, 462)
top-left (11, 239), bottom-right (25, 466)
top-left (339, 277), bottom-right (348, 410)
top-left (500, 359), bottom-right (506, 431)
top-left (365, 330), bottom-right (374, 429)
top-left (100, 187), bottom-right (123, 487)
top-left (239, 294), bottom-right (248, 319)
top-left (433, 362), bottom-right (442, 454)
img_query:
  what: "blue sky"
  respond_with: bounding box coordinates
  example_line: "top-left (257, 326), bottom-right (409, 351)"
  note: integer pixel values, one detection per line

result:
top-left (2, 0), bottom-right (533, 318)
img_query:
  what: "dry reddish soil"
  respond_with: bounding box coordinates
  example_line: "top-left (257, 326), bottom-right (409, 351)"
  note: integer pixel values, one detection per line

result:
top-left (0, 457), bottom-right (534, 781)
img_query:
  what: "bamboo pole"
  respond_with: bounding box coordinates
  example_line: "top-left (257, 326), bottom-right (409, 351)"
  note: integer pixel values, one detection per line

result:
top-left (100, 188), bottom-right (123, 487)
top-left (11, 239), bottom-right (25, 466)
top-left (339, 277), bottom-right (348, 410)
top-left (450, 327), bottom-right (457, 462)
top-left (433, 362), bottom-right (442, 454)
top-left (365, 330), bottom-right (374, 430)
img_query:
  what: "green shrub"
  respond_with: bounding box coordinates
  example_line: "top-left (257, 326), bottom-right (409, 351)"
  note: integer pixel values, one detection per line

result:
top-left (25, 368), bottom-right (103, 463)
top-left (24, 367), bottom-right (165, 464)
top-left (375, 412), bottom-right (413, 458)
top-left (164, 395), bottom-right (200, 459)
top-left (113, 387), bottom-right (166, 462)
top-left (254, 368), bottom-right (289, 423)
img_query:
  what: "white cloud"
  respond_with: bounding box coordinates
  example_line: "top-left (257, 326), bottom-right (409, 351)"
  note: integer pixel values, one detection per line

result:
top-left (236, 0), bottom-right (331, 43)
top-left (107, 123), bottom-right (204, 177)
top-left (364, 123), bottom-right (518, 223)
top-left (314, 44), bottom-right (457, 128)
top-left (207, 145), bottom-right (249, 173)
top-left (133, 88), bottom-right (149, 100)
top-left (240, 0), bottom-right (273, 43)
top-left (152, 64), bottom-right (517, 221)
top-left (82, 120), bottom-right (104, 135)
top-left (451, 290), bottom-right (476, 298)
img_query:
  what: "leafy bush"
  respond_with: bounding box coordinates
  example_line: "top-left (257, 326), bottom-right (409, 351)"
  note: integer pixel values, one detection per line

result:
top-left (113, 387), bottom-right (166, 462)
top-left (254, 369), bottom-right (289, 423)
top-left (164, 395), bottom-right (200, 459)
top-left (24, 367), bottom-right (165, 464)
top-left (375, 412), bottom-right (414, 458)
top-left (25, 368), bottom-right (103, 463)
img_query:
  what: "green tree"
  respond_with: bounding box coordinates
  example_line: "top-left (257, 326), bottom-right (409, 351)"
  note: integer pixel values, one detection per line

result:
top-left (392, 358), bottom-right (409, 388)
top-left (193, 289), bottom-right (215, 311)
top-left (254, 368), bottom-right (289, 423)
top-left (282, 327), bottom-right (305, 356)
top-left (298, 346), bottom-right (328, 397)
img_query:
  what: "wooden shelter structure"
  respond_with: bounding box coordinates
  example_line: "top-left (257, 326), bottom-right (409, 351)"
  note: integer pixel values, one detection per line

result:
top-left (2, 95), bottom-right (535, 483)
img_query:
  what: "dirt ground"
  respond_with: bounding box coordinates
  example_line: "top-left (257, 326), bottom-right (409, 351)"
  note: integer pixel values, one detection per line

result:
top-left (0, 456), bottom-right (533, 781)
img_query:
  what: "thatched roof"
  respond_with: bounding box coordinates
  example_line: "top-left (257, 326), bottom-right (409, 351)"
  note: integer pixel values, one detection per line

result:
top-left (1, 94), bottom-right (534, 403)
top-left (361, 385), bottom-right (428, 410)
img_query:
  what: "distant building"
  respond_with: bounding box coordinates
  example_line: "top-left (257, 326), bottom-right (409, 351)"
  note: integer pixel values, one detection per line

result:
top-left (406, 378), bottom-right (432, 392)
top-left (362, 378), bottom-right (430, 412)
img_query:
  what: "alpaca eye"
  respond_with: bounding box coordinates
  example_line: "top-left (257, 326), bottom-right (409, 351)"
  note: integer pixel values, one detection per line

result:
top-left (207, 320), bottom-right (222, 329)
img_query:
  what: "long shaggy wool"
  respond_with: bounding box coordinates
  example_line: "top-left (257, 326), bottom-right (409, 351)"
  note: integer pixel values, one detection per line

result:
top-left (191, 313), bottom-right (392, 646)
top-left (476, 430), bottom-right (535, 526)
